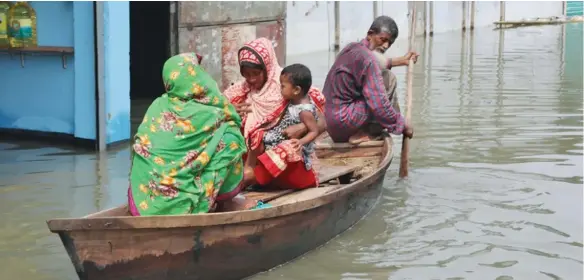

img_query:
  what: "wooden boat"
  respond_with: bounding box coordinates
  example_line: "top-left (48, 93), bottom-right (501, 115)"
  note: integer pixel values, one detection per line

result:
top-left (46, 134), bottom-right (394, 280)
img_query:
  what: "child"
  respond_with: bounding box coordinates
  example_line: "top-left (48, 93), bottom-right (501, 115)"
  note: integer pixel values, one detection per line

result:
top-left (262, 63), bottom-right (320, 171)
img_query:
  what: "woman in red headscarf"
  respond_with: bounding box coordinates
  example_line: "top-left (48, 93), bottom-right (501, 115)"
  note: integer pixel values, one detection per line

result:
top-left (223, 38), bottom-right (326, 190)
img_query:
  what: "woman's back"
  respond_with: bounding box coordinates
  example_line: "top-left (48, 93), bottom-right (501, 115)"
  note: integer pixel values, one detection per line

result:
top-left (129, 53), bottom-right (246, 216)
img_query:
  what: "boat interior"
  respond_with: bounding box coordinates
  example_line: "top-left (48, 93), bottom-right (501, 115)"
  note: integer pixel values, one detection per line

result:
top-left (84, 134), bottom-right (389, 219)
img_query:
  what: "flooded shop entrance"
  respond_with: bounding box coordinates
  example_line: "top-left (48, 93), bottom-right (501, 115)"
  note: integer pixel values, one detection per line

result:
top-left (129, 1), bottom-right (171, 135)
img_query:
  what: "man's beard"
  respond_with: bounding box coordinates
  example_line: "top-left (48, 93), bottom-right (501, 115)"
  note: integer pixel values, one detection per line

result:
top-left (371, 49), bottom-right (389, 70)
top-left (375, 48), bottom-right (387, 54)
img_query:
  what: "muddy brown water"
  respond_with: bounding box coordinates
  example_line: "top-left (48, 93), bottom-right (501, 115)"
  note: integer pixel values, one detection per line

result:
top-left (0, 24), bottom-right (582, 280)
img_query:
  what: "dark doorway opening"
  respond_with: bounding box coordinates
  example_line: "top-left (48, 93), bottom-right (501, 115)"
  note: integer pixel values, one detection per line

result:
top-left (129, 1), bottom-right (170, 135)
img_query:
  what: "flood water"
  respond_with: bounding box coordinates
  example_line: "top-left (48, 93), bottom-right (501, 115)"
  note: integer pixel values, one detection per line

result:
top-left (1, 24), bottom-right (582, 280)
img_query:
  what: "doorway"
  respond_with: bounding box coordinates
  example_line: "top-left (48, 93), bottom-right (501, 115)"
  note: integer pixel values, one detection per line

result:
top-left (129, 1), bottom-right (170, 135)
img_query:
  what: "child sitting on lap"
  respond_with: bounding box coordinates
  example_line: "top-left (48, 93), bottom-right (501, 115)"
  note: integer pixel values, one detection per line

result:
top-left (262, 63), bottom-right (320, 171)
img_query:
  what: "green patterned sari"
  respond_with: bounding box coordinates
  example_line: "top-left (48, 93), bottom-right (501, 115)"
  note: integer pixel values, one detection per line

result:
top-left (129, 53), bottom-right (246, 216)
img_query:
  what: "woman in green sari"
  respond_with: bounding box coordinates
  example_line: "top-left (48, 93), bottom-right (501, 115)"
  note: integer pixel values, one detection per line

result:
top-left (128, 53), bottom-right (247, 216)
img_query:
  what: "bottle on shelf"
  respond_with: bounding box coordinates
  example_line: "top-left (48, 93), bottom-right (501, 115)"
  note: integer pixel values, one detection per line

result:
top-left (0, 1), bottom-right (11, 48)
top-left (8, 1), bottom-right (37, 48)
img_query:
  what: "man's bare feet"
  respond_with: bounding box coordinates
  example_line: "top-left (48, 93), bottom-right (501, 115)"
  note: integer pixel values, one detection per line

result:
top-left (348, 130), bottom-right (376, 145)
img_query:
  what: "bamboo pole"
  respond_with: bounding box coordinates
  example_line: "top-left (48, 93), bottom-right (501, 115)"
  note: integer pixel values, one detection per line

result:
top-left (423, 1), bottom-right (428, 36)
top-left (462, 1), bottom-right (467, 32)
top-left (470, 1), bottom-right (476, 30)
top-left (398, 3), bottom-right (417, 178)
top-left (334, 1), bottom-right (340, 51)
top-left (499, 1), bottom-right (505, 22)
top-left (429, 1), bottom-right (434, 36)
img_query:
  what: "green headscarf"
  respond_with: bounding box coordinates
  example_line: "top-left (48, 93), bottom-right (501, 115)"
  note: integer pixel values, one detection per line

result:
top-left (130, 53), bottom-right (246, 215)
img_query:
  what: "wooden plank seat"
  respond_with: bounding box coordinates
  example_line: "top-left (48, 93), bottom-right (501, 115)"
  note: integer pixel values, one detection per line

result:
top-left (314, 134), bottom-right (386, 159)
top-left (220, 164), bottom-right (359, 212)
top-left (315, 140), bottom-right (385, 150)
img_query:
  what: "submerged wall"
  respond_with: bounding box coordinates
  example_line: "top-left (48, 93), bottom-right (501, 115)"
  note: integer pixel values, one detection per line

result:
top-left (564, 23), bottom-right (583, 90)
top-left (285, 1), bottom-right (566, 56)
top-left (567, 1), bottom-right (584, 16)
top-left (0, 1), bottom-right (96, 140)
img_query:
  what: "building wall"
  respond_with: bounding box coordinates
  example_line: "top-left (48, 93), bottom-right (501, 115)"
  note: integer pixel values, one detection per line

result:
top-left (284, 1), bottom-right (335, 56)
top-left (567, 1), bottom-right (584, 16)
top-left (177, 2), bottom-right (286, 89)
top-left (503, 1), bottom-right (562, 21)
top-left (564, 23), bottom-right (583, 90)
top-left (564, 1), bottom-right (583, 86)
top-left (285, 1), bottom-right (566, 56)
top-left (0, 1), bottom-right (131, 145)
top-left (0, 2), bottom-right (96, 138)
top-left (0, 1), bottom-right (573, 147)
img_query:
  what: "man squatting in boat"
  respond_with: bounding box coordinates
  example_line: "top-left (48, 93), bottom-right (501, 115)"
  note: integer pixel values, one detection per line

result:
top-left (322, 16), bottom-right (417, 144)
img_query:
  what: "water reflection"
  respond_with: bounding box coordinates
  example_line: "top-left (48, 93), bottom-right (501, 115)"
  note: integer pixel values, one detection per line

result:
top-left (0, 24), bottom-right (582, 280)
top-left (256, 24), bottom-right (583, 280)
top-left (0, 142), bottom-right (131, 280)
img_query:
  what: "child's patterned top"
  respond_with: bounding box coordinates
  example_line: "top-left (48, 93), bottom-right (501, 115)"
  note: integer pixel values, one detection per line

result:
top-left (263, 103), bottom-right (318, 170)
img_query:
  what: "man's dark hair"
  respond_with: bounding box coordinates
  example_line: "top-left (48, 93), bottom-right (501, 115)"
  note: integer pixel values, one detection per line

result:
top-left (368, 16), bottom-right (399, 40)
top-left (281, 64), bottom-right (312, 96)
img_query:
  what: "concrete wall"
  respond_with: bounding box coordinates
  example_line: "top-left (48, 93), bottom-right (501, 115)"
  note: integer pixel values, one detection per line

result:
top-left (285, 1), bottom-right (566, 56)
top-left (177, 2), bottom-right (286, 89)
top-left (0, 2), bottom-right (95, 139)
top-left (285, 1), bottom-right (335, 56)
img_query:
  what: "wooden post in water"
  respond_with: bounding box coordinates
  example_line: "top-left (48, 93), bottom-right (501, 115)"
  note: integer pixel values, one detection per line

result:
top-left (499, 1), bottom-right (505, 22)
top-left (429, 1), bottom-right (434, 36)
top-left (462, 1), bottom-right (467, 32)
top-left (423, 1), bottom-right (428, 36)
top-left (398, 4), bottom-right (417, 178)
top-left (334, 1), bottom-right (340, 51)
top-left (96, 1), bottom-right (107, 152)
top-left (470, 1), bottom-right (476, 30)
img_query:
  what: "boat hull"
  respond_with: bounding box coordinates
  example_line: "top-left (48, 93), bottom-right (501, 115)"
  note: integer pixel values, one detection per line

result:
top-left (59, 175), bottom-right (385, 280)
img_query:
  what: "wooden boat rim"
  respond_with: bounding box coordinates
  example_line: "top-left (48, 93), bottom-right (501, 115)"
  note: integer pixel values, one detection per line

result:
top-left (46, 137), bottom-right (393, 232)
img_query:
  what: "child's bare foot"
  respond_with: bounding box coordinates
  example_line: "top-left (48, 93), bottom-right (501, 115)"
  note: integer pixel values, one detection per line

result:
top-left (216, 196), bottom-right (259, 212)
top-left (242, 166), bottom-right (256, 188)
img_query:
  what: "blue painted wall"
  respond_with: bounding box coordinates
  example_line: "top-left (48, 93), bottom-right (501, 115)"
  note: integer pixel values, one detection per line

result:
top-left (564, 23), bottom-right (583, 90)
top-left (567, 1), bottom-right (584, 16)
top-left (73, 2), bottom-right (96, 140)
top-left (0, 1), bottom-right (96, 139)
top-left (103, 1), bottom-right (130, 144)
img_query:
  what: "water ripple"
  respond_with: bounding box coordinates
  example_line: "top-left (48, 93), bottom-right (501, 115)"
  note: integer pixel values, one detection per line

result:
top-left (254, 24), bottom-right (583, 280)
top-left (0, 24), bottom-right (581, 280)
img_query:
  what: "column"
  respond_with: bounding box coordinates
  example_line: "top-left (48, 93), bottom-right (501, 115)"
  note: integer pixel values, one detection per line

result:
top-left (73, 1), bottom-right (96, 140)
